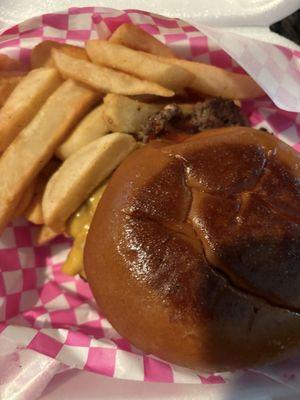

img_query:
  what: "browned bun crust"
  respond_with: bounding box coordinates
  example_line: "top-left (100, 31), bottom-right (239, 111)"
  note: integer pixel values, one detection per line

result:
top-left (84, 126), bottom-right (300, 372)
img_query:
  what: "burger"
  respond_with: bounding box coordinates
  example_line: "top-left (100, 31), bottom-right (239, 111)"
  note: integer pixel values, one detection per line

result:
top-left (83, 118), bottom-right (300, 372)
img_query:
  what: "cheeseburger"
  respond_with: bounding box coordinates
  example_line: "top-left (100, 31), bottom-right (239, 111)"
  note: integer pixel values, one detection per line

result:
top-left (84, 120), bottom-right (300, 372)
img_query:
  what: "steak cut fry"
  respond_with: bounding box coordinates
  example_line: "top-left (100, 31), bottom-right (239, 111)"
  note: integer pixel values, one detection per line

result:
top-left (165, 58), bottom-right (265, 99)
top-left (0, 53), bottom-right (27, 72)
top-left (31, 40), bottom-right (89, 68)
top-left (0, 79), bottom-right (97, 234)
top-left (109, 23), bottom-right (175, 58)
top-left (35, 225), bottom-right (61, 245)
top-left (0, 68), bottom-right (62, 152)
top-left (0, 75), bottom-right (23, 108)
top-left (56, 104), bottom-right (110, 160)
top-left (43, 133), bottom-right (137, 231)
top-left (103, 93), bottom-right (162, 133)
top-left (86, 40), bottom-right (193, 92)
top-left (25, 159), bottom-right (61, 224)
top-left (52, 49), bottom-right (174, 97)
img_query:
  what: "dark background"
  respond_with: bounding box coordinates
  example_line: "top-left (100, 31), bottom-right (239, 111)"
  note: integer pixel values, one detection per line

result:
top-left (270, 9), bottom-right (300, 45)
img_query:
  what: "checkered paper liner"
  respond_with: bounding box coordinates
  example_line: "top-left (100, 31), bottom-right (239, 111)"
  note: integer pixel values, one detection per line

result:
top-left (0, 6), bottom-right (300, 388)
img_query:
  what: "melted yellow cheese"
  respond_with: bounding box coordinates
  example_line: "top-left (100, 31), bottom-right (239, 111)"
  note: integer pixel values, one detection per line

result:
top-left (62, 181), bottom-right (108, 276)
top-left (62, 229), bottom-right (88, 276)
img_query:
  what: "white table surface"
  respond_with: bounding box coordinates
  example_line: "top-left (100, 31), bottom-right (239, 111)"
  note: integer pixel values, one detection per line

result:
top-left (1, 1), bottom-right (299, 399)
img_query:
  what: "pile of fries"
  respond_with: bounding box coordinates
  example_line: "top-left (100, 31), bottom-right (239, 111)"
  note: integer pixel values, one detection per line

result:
top-left (0, 23), bottom-right (264, 277)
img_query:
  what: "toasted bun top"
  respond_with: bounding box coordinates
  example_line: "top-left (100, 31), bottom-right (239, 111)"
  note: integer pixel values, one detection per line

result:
top-left (85, 126), bottom-right (300, 371)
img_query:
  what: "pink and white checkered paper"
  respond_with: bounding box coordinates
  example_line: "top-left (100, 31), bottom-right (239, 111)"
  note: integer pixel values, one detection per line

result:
top-left (0, 6), bottom-right (300, 391)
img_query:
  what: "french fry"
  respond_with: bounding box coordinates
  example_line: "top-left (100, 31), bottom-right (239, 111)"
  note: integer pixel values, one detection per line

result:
top-left (0, 79), bottom-right (97, 234)
top-left (164, 58), bottom-right (265, 99)
top-left (52, 50), bottom-right (174, 97)
top-left (109, 23), bottom-right (175, 58)
top-left (0, 70), bottom-right (27, 78)
top-left (107, 29), bottom-right (263, 99)
top-left (25, 193), bottom-right (43, 225)
top-left (0, 75), bottom-right (23, 107)
top-left (56, 104), bottom-right (110, 160)
top-left (0, 53), bottom-right (27, 71)
top-left (31, 40), bottom-right (89, 68)
top-left (103, 95), bottom-right (197, 133)
top-left (0, 68), bottom-right (62, 152)
top-left (43, 133), bottom-right (137, 231)
top-left (25, 159), bottom-right (61, 224)
top-left (14, 179), bottom-right (37, 218)
top-left (35, 225), bottom-right (60, 245)
top-left (103, 94), bottom-right (162, 133)
top-left (86, 40), bottom-right (194, 92)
